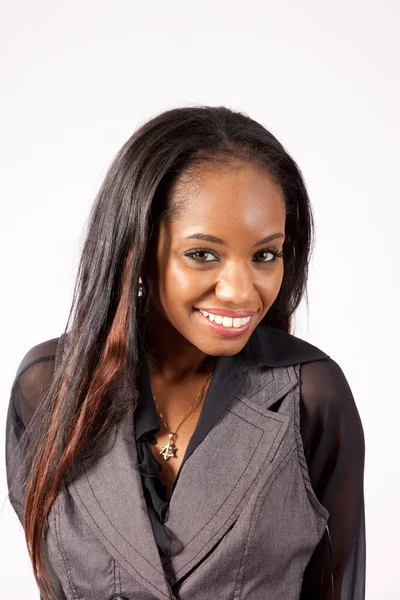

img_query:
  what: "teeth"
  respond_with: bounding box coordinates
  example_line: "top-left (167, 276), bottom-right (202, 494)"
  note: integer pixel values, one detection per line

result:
top-left (197, 309), bottom-right (251, 328)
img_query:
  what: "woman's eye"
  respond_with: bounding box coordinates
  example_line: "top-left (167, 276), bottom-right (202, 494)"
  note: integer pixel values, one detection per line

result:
top-left (185, 249), bottom-right (217, 262)
top-left (255, 249), bottom-right (283, 263)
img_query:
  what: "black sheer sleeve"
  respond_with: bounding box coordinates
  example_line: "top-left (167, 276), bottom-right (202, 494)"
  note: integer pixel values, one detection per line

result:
top-left (299, 358), bottom-right (366, 599)
top-left (5, 339), bottom-right (59, 521)
top-left (5, 339), bottom-right (68, 600)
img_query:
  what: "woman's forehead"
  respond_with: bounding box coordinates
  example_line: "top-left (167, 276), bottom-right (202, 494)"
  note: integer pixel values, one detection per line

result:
top-left (166, 164), bottom-right (286, 238)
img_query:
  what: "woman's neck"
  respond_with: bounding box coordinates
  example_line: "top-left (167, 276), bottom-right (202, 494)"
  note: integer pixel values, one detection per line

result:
top-left (143, 312), bottom-right (216, 384)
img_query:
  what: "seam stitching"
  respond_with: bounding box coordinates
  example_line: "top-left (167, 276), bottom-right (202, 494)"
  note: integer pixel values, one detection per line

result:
top-left (171, 419), bottom-right (287, 576)
top-left (246, 366), bottom-right (295, 402)
top-left (234, 397), bottom-right (288, 423)
top-left (70, 474), bottom-right (170, 599)
top-left (113, 559), bottom-right (117, 595)
top-left (54, 502), bottom-right (79, 599)
top-left (15, 355), bottom-right (56, 381)
top-left (234, 441), bottom-right (297, 599)
top-left (166, 429), bottom-right (266, 572)
top-left (80, 462), bottom-right (163, 572)
top-left (294, 368), bottom-right (330, 521)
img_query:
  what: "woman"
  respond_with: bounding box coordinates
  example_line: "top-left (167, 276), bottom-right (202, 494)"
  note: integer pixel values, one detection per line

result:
top-left (5, 106), bottom-right (365, 600)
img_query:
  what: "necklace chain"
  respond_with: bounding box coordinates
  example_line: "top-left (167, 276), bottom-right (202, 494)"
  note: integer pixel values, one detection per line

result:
top-left (152, 367), bottom-right (214, 460)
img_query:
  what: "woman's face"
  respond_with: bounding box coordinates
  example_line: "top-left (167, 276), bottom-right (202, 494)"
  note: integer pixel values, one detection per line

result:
top-left (146, 162), bottom-right (286, 357)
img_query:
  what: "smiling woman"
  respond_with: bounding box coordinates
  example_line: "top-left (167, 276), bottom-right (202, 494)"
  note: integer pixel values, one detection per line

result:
top-left (5, 106), bottom-right (365, 600)
top-left (143, 163), bottom-right (286, 358)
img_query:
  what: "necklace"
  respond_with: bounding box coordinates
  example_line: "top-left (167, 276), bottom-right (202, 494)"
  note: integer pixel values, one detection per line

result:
top-left (152, 369), bottom-right (214, 460)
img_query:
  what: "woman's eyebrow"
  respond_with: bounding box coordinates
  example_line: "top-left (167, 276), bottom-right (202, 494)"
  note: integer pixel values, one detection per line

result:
top-left (184, 232), bottom-right (285, 246)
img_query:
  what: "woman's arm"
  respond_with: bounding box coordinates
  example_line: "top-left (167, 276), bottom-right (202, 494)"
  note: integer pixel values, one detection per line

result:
top-left (5, 342), bottom-right (68, 600)
top-left (299, 358), bottom-right (366, 599)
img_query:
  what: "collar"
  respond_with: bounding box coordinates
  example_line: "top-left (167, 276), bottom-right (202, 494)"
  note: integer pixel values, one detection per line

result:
top-left (134, 324), bottom-right (329, 442)
top-left (235, 323), bottom-right (329, 371)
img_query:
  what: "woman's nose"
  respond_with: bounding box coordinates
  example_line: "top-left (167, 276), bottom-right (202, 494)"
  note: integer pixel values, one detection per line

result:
top-left (215, 263), bottom-right (254, 305)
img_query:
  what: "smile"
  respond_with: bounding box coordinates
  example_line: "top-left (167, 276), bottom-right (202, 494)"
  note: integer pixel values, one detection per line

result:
top-left (197, 309), bottom-right (251, 328)
top-left (194, 308), bottom-right (254, 337)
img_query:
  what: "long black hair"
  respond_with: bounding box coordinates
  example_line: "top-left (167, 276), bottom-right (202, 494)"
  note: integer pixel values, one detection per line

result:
top-left (16, 105), bottom-right (314, 599)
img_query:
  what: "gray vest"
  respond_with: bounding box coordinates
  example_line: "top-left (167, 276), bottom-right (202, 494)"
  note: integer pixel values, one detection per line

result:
top-left (44, 361), bottom-right (328, 599)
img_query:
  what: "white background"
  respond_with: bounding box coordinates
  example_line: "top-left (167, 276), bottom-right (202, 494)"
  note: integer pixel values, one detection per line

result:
top-left (1, 1), bottom-right (399, 598)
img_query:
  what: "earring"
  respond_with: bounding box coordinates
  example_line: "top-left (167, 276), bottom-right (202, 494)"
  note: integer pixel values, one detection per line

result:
top-left (138, 277), bottom-right (144, 297)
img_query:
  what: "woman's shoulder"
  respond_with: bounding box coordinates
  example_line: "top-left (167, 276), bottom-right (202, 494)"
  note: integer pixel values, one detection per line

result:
top-left (254, 325), bottom-right (359, 417)
top-left (300, 356), bottom-right (356, 412)
top-left (299, 355), bottom-right (363, 443)
top-left (11, 336), bottom-right (62, 428)
top-left (14, 337), bottom-right (60, 377)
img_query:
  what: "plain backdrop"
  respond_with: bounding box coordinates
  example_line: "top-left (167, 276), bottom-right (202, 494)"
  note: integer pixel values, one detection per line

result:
top-left (1, 1), bottom-right (399, 598)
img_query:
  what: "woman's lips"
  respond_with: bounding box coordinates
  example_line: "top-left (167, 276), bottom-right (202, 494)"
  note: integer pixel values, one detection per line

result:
top-left (194, 308), bottom-right (254, 337)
